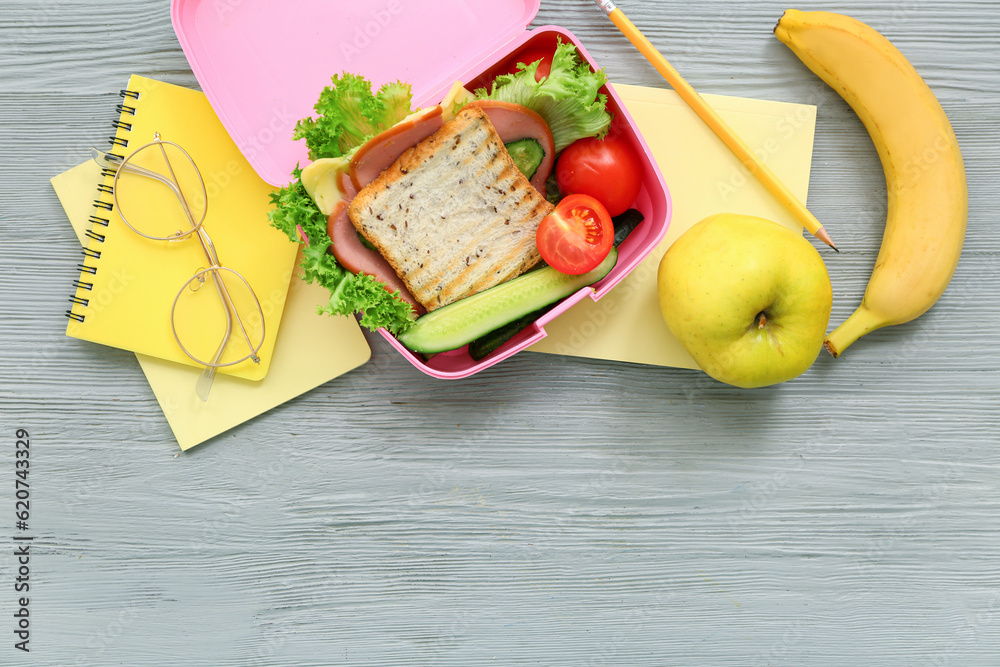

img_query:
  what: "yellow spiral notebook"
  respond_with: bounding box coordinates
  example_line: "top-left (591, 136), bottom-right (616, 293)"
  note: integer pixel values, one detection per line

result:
top-left (54, 159), bottom-right (372, 450)
top-left (64, 74), bottom-right (299, 381)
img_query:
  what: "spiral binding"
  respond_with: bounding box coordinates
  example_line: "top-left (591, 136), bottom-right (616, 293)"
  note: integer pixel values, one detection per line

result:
top-left (66, 88), bottom-right (140, 323)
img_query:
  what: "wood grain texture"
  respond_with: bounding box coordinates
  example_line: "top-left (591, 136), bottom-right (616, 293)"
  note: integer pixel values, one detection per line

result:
top-left (1, 0), bottom-right (999, 665)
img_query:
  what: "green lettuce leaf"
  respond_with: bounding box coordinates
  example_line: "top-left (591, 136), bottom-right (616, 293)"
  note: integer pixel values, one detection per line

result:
top-left (293, 74), bottom-right (414, 160)
top-left (268, 169), bottom-right (416, 334)
top-left (275, 73), bottom-right (420, 333)
top-left (477, 41), bottom-right (612, 152)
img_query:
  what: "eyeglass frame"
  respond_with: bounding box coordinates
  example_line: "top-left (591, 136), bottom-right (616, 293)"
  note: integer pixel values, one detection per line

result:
top-left (93, 132), bottom-right (265, 393)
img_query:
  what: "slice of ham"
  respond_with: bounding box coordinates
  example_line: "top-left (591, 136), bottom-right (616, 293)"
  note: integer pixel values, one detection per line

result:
top-left (349, 106), bottom-right (445, 191)
top-left (465, 99), bottom-right (555, 195)
top-left (327, 199), bottom-right (425, 316)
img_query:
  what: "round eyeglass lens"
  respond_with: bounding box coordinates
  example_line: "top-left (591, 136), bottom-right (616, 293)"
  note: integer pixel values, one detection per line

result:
top-left (171, 266), bottom-right (265, 368)
top-left (114, 141), bottom-right (207, 240)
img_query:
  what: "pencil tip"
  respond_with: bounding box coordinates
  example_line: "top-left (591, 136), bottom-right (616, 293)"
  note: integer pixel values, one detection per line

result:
top-left (815, 226), bottom-right (838, 252)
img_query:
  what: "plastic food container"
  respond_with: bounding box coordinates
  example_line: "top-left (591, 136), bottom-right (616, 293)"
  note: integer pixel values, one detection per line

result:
top-left (171, 0), bottom-right (671, 378)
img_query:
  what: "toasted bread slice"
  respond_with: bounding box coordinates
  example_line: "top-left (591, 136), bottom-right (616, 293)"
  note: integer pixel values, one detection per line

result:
top-left (348, 107), bottom-right (553, 312)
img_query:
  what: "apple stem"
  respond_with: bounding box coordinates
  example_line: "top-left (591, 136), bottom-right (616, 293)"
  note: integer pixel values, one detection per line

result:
top-left (757, 312), bottom-right (767, 329)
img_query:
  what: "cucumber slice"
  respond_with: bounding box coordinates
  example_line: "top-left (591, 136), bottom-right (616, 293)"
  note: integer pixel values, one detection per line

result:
top-left (397, 248), bottom-right (618, 354)
top-left (505, 138), bottom-right (545, 180)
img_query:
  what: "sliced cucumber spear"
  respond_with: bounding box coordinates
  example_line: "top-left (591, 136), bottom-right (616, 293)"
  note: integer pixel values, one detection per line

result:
top-left (397, 248), bottom-right (618, 354)
top-left (468, 305), bottom-right (553, 361)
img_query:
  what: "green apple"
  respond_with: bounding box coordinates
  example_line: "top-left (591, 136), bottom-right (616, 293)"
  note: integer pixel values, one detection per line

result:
top-left (657, 213), bottom-right (832, 388)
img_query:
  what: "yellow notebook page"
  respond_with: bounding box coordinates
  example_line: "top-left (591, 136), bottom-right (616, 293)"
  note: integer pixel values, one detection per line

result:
top-left (65, 75), bottom-right (298, 381)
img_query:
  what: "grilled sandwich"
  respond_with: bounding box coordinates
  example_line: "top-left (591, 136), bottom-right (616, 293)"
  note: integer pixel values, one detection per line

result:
top-left (348, 106), bottom-right (554, 312)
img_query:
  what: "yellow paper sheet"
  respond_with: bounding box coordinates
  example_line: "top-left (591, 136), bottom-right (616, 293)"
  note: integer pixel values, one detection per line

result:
top-left (530, 84), bottom-right (817, 368)
top-left (54, 160), bottom-right (371, 450)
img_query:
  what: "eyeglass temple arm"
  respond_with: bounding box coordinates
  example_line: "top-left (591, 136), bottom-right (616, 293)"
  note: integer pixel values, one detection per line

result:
top-left (92, 149), bottom-right (187, 199)
top-left (203, 258), bottom-right (262, 363)
top-left (194, 226), bottom-right (261, 367)
top-left (95, 147), bottom-right (213, 244)
top-left (93, 147), bottom-right (201, 239)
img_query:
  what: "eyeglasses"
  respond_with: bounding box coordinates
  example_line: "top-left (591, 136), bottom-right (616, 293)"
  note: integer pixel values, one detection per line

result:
top-left (92, 133), bottom-right (265, 401)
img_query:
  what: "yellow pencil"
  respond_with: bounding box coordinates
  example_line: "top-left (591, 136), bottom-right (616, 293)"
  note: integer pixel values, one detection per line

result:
top-left (596, 0), bottom-right (837, 250)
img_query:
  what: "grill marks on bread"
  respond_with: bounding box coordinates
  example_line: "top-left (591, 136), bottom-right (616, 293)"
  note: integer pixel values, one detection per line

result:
top-left (349, 107), bottom-right (553, 311)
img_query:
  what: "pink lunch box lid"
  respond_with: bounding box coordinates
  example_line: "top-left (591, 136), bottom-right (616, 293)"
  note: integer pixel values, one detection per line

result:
top-left (170, 1), bottom-right (672, 379)
top-left (171, 0), bottom-right (541, 186)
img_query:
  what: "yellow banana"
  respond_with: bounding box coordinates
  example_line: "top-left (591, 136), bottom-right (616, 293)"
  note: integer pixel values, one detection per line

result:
top-left (774, 9), bottom-right (967, 357)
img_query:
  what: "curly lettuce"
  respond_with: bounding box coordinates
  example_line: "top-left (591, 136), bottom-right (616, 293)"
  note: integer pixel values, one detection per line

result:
top-left (270, 73), bottom-right (420, 333)
top-left (269, 169), bottom-right (415, 334)
top-left (293, 73), bottom-right (413, 160)
top-left (476, 41), bottom-right (612, 152)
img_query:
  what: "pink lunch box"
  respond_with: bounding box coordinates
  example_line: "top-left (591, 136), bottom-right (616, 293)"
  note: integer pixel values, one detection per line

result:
top-left (171, 0), bottom-right (671, 378)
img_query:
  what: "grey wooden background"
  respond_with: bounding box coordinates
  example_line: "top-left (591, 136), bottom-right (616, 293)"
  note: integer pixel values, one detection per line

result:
top-left (2, 0), bottom-right (998, 664)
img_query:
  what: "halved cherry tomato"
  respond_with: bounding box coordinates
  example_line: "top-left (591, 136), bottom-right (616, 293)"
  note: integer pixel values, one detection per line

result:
top-left (536, 194), bottom-right (614, 275)
top-left (555, 134), bottom-right (643, 217)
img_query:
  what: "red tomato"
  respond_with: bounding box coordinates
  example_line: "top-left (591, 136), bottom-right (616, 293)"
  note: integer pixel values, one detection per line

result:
top-left (503, 45), bottom-right (553, 82)
top-left (555, 135), bottom-right (643, 217)
top-left (536, 194), bottom-right (614, 275)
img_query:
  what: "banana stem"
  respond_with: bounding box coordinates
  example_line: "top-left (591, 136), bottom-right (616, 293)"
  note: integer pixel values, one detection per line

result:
top-left (823, 307), bottom-right (885, 358)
